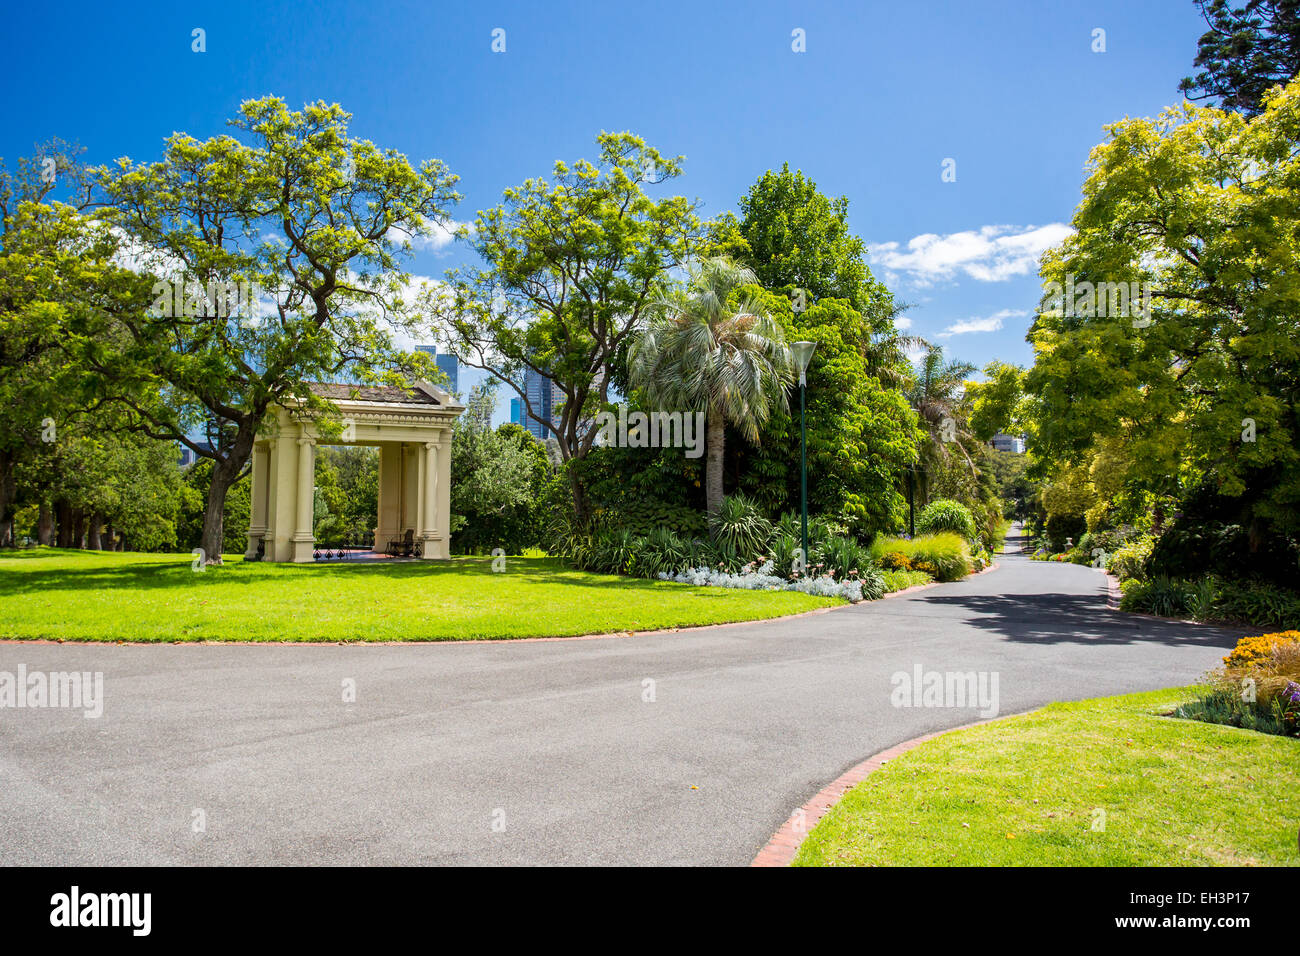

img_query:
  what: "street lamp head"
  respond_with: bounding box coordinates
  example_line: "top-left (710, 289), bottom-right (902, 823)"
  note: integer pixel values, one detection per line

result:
top-left (791, 340), bottom-right (817, 386)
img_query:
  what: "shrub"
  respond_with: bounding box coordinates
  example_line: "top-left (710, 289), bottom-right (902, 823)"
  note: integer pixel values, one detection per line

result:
top-left (1178, 633), bottom-right (1300, 738)
top-left (878, 551), bottom-right (912, 571)
top-left (1119, 574), bottom-right (1194, 617)
top-left (1176, 678), bottom-right (1300, 738)
top-left (1211, 579), bottom-right (1300, 630)
top-left (1107, 536), bottom-right (1154, 582)
top-left (1078, 525), bottom-right (1139, 558)
top-left (601, 499), bottom-right (707, 539)
top-left (767, 531), bottom-right (802, 579)
top-left (1149, 514), bottom-right (1300, 590)
top-left (872, 533), bottom-right (971, 583)
top-left (857, 566), bottom-right (887, 601)
top-left (881, 568), bottom-right (931, 592)
top-left (1223, 631), bottom-right (1300, 669)
top-left (709, 493), bottom-right (772, 563)
top-left (916, 499), bottom-right (977, 543)
top-left (589, 529), bottom-right (638, 575)
top-left (631, 527), bottom-right (688, 579)
top-left (815, 536), bottom-right (871, 581)
top-left (660, 559), bottom-right (879, 603)
top-left (1044, 511), bottom-right (1086, 553)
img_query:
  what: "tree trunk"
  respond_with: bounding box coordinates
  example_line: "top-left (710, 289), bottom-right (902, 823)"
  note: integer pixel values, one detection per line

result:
top-left (199, 426), bottom-right (258, 565)
top-left (0, 450), bottom-right (15, 546)
top-left (115, 531), bottom-right (126, 552)
top-left (87, 513), bottom-right (102, 550)
top-left (566, 468), bottom-right (592, 529)
top-left (55, 502), bottom-right (71, 547)
top-left (38, 504), bottom-right (53, 545)
top-left (72, 510), bottom-right (86, 549)
top-left (705, 404), bottom-right (725, 517)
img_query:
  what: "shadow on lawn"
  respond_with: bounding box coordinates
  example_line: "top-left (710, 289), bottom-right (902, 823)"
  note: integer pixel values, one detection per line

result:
top-left (918, 591), bottom-right (1249, 650)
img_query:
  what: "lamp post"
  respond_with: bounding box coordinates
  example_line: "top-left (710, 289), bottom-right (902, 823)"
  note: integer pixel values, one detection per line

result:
top-left (906, 463), bottom-right (915, 537)
top-left (790, 341), bottom-right (817, 571)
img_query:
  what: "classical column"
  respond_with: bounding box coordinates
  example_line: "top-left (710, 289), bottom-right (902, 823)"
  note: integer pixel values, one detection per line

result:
top-left (374, 443), bottom-right (402, 553)
top-left (244, 442), bottom-right (270, 559)
top-left (414, 441), bottom-right (426, 543)
top-left (435, 428), bottom-right (452, 559)
top-left (424, 442), bottom-right (438, 534)
top-left (419, 440), bottom-right (441, 558)
top-left (291, 437), bottom-right (315, 562)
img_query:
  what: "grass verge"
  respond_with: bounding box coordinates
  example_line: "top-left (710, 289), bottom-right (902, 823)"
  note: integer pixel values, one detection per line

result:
top-left (0, 548), bottom-right (840, 642)
top-left (793, 688), bottom-right (1297, 866)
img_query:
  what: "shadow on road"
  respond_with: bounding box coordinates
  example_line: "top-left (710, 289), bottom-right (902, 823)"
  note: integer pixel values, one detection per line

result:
top-left (921, 591), bottom-right (1246, 650)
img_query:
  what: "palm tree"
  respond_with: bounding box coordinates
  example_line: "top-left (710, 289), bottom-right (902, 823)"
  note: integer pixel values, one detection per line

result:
top-left (863, 300), bottom-right (928, 388)
top-left (906, 343), bottom-right (978, 501)
top-left (630, 256), bottom-right (793, 516)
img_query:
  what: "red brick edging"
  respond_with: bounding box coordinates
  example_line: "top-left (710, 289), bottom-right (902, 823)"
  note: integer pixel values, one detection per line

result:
top-left (751, 712), bottom-right (1021, 867)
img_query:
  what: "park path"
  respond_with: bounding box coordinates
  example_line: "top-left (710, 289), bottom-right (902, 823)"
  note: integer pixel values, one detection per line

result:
top-left (0, 528), bottom-right (1246, 865)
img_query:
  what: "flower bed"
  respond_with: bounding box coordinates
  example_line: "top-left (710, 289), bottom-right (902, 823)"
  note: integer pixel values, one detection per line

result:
top-left (659, 558), bottom-right (880, 602)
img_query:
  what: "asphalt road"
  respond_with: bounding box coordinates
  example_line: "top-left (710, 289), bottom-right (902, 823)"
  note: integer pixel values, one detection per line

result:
top-left (0, 530), bottom-right (1247, 866)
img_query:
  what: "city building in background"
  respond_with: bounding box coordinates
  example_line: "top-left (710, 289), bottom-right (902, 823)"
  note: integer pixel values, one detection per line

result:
top-left (178, 440), bottom-right (216, 468)
top-left (518, 368), bottom-right (563, 441)
top-left (415, 346), bottom-right (459, 396)
top-left (990, 433), bottom-right (1026, 454)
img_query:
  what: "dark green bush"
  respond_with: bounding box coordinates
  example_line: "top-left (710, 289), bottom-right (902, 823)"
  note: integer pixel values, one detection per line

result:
top-left (1120, 574), bottom-right (1195, 617)
top-left (1212, 579), bottom-right (1300, 630)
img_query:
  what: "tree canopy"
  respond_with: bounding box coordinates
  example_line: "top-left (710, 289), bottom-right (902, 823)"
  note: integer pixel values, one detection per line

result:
top-left (1026, 77), bottom-right (1300, 538)
top-left (1180, 0), bottom-right (1300, 115)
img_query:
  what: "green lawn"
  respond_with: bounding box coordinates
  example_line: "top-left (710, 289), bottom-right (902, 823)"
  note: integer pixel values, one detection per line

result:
top-left (793, 688), bottom-right (1298, 866)
top-left (0, 548), bottom-right (839, 642)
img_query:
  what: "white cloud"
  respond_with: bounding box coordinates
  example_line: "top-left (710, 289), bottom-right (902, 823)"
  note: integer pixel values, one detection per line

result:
top-left (870, 223), bottom-right (1072, 286)
top-left (387, 216), bottom-right (471, 254)
top-left (935, 308), bottom-right (1028, 338)
top-left (894, 316), bottom-right (913, 330)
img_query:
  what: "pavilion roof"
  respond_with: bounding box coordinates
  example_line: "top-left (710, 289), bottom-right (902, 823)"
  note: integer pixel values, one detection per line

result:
top-left (308, 382), bottom-right (443, 406)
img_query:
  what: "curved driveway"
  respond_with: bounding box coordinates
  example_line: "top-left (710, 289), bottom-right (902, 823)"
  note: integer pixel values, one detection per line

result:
top-left (0, 530), bottom-right (1247, 866)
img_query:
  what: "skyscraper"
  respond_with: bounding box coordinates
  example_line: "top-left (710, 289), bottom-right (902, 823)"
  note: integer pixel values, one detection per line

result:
top-left (415, 346), bottom-right (459, 396)
top-left (520, 367), bottom-right (562, 441)
top-left (435, 353), bottom-right (459, 396)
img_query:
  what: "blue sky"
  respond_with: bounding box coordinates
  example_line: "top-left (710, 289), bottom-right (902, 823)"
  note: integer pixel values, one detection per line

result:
top-left (3, 0), bottom-right (1207, 418)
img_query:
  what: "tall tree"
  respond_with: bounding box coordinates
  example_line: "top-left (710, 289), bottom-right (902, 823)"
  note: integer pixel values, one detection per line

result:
top-left (907, 344), bottom-right (978, 503)
top-left (1026, 77), bottom-right (1300, 538)
top-left (736, 293), bottom-right (923, 536)
top-left (717, 163), bottom-right (895, 329)
top-left (965, 361), bottom-right (1025, 443)
top-left (1180, 0), bottom-right (1300, 115)
top-left (426, 132), bottom-right (699, 523)
top-left (629, 257), bottom-right (792, 515)
top-left (0, 143), bottom-right (129, 544)
top-left (449, 382), bottom-right (549, 553)
top-left (91, 97), bottom-right (458, 562)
